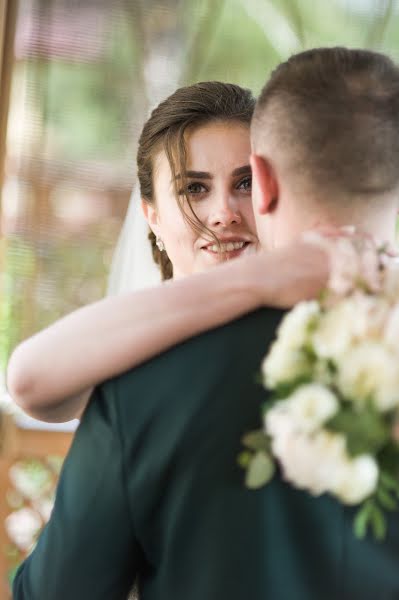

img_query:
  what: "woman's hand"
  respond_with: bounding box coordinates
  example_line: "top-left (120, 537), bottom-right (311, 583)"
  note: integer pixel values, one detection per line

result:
top-left (253, 240), bottom-right (330, 309)
top-left (256, 225), bottom-right (386, 309)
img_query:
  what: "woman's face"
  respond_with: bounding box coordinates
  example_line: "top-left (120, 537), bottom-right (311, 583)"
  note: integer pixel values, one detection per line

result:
top-left (144, 120), bottom-right (259, 278)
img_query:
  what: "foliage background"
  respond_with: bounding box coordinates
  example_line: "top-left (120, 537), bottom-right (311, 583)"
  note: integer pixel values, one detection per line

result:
top-left (1, 0), bottom-right (399, 373)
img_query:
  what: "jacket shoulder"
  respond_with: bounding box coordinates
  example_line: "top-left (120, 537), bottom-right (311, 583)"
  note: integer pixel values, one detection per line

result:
top-left (103, 307), bottom-right (285, 416)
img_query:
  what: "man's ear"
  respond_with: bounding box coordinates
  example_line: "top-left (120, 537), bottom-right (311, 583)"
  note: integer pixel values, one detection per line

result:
top-left (250, 154), bottom-right (278, 215)
top-left (141, 199), bottom-right (161, 237)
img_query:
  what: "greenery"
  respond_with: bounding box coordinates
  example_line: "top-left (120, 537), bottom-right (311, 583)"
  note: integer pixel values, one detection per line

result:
top-left (1, 229), bottom-right (117, 367)
top-left (354, 472), bottom-right (399, 541)
top-left (327, 405), bottom-right (390, 457)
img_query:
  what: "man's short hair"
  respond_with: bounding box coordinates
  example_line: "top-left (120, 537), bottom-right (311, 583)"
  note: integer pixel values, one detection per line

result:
top-left (253, 47), bottom-right (399, 200)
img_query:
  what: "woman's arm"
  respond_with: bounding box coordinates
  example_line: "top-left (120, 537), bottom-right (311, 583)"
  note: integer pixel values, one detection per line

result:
top-left (6, 241), bottom-right (328, 423)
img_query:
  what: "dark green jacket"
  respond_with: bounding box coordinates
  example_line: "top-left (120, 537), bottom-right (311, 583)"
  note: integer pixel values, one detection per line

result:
top-left (13, 309), bottom-right (399, 600)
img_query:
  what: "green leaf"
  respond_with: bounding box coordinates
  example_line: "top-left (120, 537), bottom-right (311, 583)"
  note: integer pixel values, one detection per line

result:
top-left (380, 471), bottom-right (399, 495)
top-left (327, 407), bottom-right (389, 456)
top-left (273, 375), bottom-right (313, 399)
top-left (376, 487), bottom-right (397, 511)
top-left (245, 451), bottom-right (275, 490)
top-left (237, 451), bottom-right (251, 469)
top-left (353, 501), bottom-right (373, 539)
top-left (378, 443), bottom-right (399, 476)
top-left (369, 505), bottom-right (387, 541)
top-left (241, 430), bottom-right (270, 452)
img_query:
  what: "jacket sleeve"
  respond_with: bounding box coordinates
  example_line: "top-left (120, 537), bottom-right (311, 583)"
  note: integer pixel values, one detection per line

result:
top-left (12, 384), bottom-right (141, 600)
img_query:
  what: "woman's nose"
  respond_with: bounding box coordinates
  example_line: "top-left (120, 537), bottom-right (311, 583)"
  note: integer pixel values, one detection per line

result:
top-left (209, 197), bottom-right (242, 228)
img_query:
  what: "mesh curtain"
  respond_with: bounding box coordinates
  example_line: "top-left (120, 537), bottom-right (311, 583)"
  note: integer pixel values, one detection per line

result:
top-left (1, 0), bottom-right (398, 371)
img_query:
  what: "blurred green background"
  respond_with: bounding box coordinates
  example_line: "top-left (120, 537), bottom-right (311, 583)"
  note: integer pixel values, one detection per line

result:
top-left (1, 0), bottom-right (399, 374)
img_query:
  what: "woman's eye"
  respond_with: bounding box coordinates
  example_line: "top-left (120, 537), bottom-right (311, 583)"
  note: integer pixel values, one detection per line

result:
top-left (237, 175), bottom-right (252, 192)
top-left (186, 182), bottom-right (207, 195)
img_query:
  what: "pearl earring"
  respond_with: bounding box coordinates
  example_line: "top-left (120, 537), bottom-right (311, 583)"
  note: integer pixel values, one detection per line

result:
top-left (156, 236), bottom-right (165, 252)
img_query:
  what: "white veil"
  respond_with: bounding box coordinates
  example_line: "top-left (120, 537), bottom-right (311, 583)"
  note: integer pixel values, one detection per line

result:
top-left (107, 186), bottom-right (161, 295)
top-left (106, 37), bottom-right (181, 295)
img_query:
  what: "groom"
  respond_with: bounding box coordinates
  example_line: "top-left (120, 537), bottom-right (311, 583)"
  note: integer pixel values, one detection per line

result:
top-left (13, 48), bottom-right (399, 600)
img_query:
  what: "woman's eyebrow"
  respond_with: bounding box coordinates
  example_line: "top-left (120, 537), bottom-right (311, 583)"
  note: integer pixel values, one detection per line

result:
top-left (174, 165), bottom-right (251, 181)
top-left (175, 171), bottom-right (213, 180)
top-left (232, 165), bottom-right (251, 176)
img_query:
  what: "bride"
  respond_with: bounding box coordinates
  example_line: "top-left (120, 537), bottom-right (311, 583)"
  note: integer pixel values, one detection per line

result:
top-left (6, 81), bottom-right (328, 423)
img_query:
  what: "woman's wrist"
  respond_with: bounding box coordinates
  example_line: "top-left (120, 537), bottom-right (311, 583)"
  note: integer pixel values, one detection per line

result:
top-left (236, 242), bottom-right (330, 311)
top-left (231, 252), bottom-right (274, 309)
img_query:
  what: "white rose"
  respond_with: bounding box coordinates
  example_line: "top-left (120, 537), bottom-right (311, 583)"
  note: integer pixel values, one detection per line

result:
top-left (265, 400), bottom-right (296, 439)
top-left (349, 295), bottom-right (389, 339)
top-left (338, 341), bottom-right (399, 412)
top-left (268, 425), bottom-right (378, 504)
top-left (312, 300), bottom-right (355, 361)
top-left (312, 296), bottom-right (388, 363)
top-left (266, 394), bottom-right (378, 504)
top-left (330, 454), bottom-right (378, 505)
top-left (277, 301), bottom-right (320, 349)
top-left (262, 341), bottom-right (311, 388)
top-left (269, 429), bottom-right (347, 497)
top-left (285, 384), bottom-right (338, 433)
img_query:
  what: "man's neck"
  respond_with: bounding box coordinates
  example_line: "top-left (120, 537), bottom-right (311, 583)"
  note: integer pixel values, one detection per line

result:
top-left (278, 204), bottom-right (398, 249)
top-left (312, 214), bottom-right (397, 247)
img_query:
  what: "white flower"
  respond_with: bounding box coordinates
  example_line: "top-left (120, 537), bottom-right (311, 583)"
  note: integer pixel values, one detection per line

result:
top-left (312, 296), bottom-right (389, 362)
top-left (268, 428), bottom-right (346, 497)
top-left (266, 402), bottom-right (341, 496)
top-left (262, 342), bottom-right (311, 388)
top-left (262, 301), bottom-right (320, 388)
top-left (312, 300), bottom-right (355, 361)
top-left (349, 295), bottom-right (389, 339)
top-left (338, 341), bottom-right (399, 412)
top-left (266, 422), bottom-right (378, 504)
top-left (285, 384), bottom-right (338, 433)
top-left (330, 454), bottom-right (378, 505)
top-left (277, 301), bottom-right (320, 349)
top-left (264, 400), bottom-right (296, 440)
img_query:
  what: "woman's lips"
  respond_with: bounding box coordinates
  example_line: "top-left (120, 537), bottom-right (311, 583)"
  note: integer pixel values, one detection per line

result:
top-left (202, 240), bottom-right (252, 258)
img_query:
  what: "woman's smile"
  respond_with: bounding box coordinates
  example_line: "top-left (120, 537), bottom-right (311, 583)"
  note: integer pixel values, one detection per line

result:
top-left (200, 237), bottom-right (256, 260)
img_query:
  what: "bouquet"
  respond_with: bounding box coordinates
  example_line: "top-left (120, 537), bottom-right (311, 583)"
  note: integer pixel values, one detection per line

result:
top-left (239, 236), bottom-right (399, 540)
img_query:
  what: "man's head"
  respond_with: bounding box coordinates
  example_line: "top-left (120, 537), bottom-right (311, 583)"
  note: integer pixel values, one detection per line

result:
top-left (251, 47), bottom-right (399, 249)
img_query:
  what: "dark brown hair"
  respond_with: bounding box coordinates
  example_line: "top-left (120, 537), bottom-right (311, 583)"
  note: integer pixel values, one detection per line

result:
top-left (137, 81), bottom-right (255, 279)
top-left (253, 47), bottom-right (399, 200)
